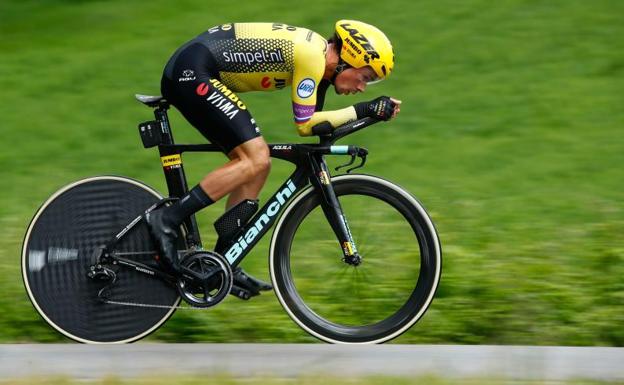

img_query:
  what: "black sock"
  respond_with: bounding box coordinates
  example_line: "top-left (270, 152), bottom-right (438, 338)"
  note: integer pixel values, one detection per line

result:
top-left (164, 185), bottom-right (214, 226)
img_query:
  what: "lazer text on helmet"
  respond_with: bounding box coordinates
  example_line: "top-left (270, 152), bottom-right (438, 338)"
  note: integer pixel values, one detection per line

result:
top-left (339, 23), bottom-right (380, 61)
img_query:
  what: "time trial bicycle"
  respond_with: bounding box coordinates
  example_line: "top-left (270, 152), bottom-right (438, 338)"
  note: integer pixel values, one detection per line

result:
top-left (21, 94), bottom-right (441, 344)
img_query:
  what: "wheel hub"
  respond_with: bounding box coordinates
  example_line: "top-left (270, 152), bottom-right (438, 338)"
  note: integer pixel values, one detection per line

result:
top-left (343, 253), bottom-right (362, 266)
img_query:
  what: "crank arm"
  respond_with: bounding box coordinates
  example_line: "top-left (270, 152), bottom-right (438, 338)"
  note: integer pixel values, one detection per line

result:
top-left (181, 265), bottom-right (220, 283)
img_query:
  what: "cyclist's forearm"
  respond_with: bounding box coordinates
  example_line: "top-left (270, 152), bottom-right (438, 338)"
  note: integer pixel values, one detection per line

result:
top-left (295, 106), bottom-right (357, 136)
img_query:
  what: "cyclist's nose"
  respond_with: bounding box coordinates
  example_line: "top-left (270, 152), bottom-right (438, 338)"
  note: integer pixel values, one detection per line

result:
top-left (357, 82), bottom-right (366, 93)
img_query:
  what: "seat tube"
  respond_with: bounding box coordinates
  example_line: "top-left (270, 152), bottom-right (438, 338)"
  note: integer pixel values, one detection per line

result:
top-left (154, 106), bottom-right (188, 197)
top-left (310, 154), bottom-right (358, 259)
top-left (155, 104), bottom-right (202, 248)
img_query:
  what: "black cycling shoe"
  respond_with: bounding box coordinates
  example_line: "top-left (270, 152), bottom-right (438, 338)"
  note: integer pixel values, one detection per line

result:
top-left (145, 208), bottom-right (181, 275)
top-left (230, 268), bottom-right (273, 300)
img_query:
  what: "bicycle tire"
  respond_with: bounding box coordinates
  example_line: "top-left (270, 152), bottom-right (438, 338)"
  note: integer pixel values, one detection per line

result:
top-left (22, 176), bottom-right (182, 343)
top-left (270, 174), bottom-right (441, 344)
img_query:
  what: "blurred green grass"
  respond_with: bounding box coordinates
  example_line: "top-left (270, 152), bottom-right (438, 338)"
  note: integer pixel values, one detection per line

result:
top-left (1, 0), bottom-right (622, 344)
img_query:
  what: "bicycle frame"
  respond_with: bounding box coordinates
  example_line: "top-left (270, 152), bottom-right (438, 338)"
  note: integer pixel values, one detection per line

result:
top-left (153, 100), bottom-right (374, 268)
top-left (98, 101), bottom-right (378, 278)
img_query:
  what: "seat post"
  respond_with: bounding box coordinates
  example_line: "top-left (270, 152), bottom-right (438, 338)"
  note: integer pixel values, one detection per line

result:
top-left (153, 101), bottom-right (174, 145)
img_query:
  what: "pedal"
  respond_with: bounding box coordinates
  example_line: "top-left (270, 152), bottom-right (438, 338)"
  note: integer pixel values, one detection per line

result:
top-left (233, 268), bottom-right (273, 292)
top-left (229, 268), bottom-right (273, 300)
top-left (230, 285), bottom-right (253, 300)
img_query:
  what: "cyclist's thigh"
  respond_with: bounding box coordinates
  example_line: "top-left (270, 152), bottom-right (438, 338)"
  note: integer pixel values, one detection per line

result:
top-left (161, 45), bottom-right (261, 153)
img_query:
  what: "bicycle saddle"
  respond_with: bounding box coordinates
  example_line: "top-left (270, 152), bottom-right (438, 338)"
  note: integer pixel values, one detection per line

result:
top-left (135, 94), bottom-right (166, 107)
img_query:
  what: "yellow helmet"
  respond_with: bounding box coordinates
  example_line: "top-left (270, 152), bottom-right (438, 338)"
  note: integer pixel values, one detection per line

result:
top-left (335, 20), bottom-right (394, 80)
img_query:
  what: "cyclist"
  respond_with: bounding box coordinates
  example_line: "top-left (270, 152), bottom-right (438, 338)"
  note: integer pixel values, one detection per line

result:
top-left (146, 20), bottom-right (401, 298)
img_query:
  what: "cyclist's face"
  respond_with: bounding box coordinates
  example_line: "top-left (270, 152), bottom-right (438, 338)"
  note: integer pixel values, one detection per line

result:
top-left (334, 67), bottom-right (378, 95)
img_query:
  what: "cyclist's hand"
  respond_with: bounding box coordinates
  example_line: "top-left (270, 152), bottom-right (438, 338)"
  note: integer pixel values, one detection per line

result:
top-left (366, 96), bottom-right (395, 121)
top-left (390, 97), bottom-right (402, 119)
top-left (355, 96), bottom-right (399, 121)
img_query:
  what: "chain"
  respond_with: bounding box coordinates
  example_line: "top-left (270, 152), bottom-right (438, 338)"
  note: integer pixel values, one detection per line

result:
top-left (101, 298), bottom-right (209, 311)
top-left (92, 266), bottom-right (204, 310)
top-left (95, 250), bottom-right (234, 310)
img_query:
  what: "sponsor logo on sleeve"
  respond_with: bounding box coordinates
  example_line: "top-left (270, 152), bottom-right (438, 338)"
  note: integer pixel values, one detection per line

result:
top-left (292, 102), bottom-right (315, 123)
top-left (178, 69), bottom-right (196, 82)
top-left (260, 77), bottom-right (286, 90)
top-left (296, 78), bottom-right (315, 99)
top-left (196, 82), bottom-right (210, 96)
top-left (274, 78), bottom-right (286, 89)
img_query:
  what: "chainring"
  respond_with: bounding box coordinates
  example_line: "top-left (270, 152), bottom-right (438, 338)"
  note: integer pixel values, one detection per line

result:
top-left (176, 250), bottom-right (233, 308)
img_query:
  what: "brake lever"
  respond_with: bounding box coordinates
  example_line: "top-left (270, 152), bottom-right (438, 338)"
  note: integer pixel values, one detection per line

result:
top-left (346, 148), bottom-right (368, 173)
top-left (335, 155), bottom-right (357, 172)
top-left (346, 156), bottom-right (366, 173)
top-left (335, 148), bottom-right (368, 173)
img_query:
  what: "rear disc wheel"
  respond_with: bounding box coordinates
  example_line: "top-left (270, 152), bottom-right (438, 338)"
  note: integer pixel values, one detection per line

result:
top-left (22, 176), bottom-right (183, 343)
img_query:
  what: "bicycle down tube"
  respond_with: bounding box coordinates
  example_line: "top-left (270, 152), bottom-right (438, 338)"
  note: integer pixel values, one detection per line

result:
top-left (218, 145), bottom-right (360, 267)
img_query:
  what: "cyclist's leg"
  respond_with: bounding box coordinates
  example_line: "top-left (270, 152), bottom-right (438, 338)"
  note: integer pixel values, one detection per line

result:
top-left (161, 72), bottom-right (272, 294)
top-left (196, 136), bottom-right (270, 205)
top-left (154, 43), bottom-right (269, 276)
top-left (224, 141), bottom-right (271, 209)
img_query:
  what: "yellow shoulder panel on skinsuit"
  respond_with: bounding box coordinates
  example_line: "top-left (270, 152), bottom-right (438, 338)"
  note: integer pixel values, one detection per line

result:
top-left (204, 23), bottom-right (358, 135)
top-left (288, 27), bottom-right (359, 136)
top-left (215, 23), bottom-right (322, 93)
top-left (290, 29), bottom-right (326, 127)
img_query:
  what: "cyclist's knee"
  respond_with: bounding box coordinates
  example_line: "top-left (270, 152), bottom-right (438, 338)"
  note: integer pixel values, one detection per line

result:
top-left (231, 139), bottom-right (271, 181)
top-left (243, 151), bottom-right (270, 181)
top-left (253, 147), bottom-right (271, 175)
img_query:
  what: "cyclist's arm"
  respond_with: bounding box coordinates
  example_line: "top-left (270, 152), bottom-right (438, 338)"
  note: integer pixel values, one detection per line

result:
top-left (296, 107), bottom-right (357, 136)
top-left (291, 38), bottom-right (357, 136)
top-left (292, 66), bottom-right (357, 136)
top-left (291, 43), bottom-right (324, 131)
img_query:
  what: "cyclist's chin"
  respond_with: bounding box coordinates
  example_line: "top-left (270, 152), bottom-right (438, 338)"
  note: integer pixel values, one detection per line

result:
top-left (334, 87), bottom-right (351, 95)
